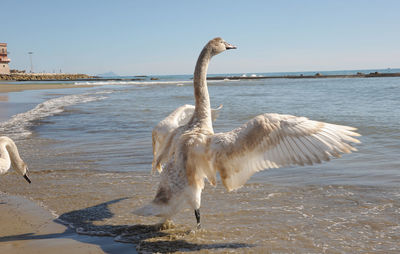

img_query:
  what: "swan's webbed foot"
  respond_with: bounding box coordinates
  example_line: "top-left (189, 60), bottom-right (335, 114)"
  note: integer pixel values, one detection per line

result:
top-left (194, 209), bottom-right (201, 229)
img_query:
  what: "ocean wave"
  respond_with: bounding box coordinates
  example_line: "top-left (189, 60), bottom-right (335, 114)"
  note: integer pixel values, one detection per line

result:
top-left (74, 80), bottom-right (194, 86)
top-left (73, 79), bottom-right (233, 86)
top-left (0, 93), bottom-right (107, 138)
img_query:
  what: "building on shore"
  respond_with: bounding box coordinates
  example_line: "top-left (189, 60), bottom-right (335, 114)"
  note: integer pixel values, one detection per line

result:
top-left (0, 43), bottom-right (11, 74)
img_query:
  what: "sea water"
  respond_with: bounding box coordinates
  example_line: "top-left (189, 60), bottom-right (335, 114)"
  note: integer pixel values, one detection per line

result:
top-left (0, 73), bottom-right (399, 252)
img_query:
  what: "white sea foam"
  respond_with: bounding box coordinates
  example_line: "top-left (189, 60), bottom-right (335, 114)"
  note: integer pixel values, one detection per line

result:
top-left (74, 79), bottom-right (231, 86)
top-left (74, 80), bottom-right (193, 86)
top-left (0, 93), bottom-right (107, 138)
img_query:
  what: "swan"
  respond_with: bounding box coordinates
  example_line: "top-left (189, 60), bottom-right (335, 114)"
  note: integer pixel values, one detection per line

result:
top-left (0, 136), bottom-right (31, 183)
top-left (134, 37), bottom-right (360, 228)
top-left (152, 104), bottom-right (222, 173)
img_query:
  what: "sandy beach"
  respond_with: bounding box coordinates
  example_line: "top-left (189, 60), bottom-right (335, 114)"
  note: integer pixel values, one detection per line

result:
top-left (0, 83), bottom-right (95, 93)
top-left (0, 193), bottom-right (135, 254)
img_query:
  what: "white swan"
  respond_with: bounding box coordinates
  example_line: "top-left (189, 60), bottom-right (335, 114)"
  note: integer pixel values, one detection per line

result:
top-left (134, 37), bottom-right (360, 228)
top-left (152, 104), bottom-right (222, 173)
top-left (0, 136), bottom-right (31, 183)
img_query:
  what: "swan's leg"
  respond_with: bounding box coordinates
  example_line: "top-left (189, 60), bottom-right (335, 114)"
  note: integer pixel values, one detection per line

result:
top-left (194, 209), bottom-right (201, 229)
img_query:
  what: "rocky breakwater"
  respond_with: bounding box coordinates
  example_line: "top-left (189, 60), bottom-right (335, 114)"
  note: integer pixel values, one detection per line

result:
top-left (0, 73), bottom-right (96, 81)
top-left (206, 72), bottom-right (400, 80)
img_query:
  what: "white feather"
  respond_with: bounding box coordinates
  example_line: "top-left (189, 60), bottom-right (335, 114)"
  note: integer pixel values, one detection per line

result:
top-left (152, 104), bottom-right (222, 173)
top-left (135, 38), bottom-right (360, 223)
top-left (210, 113), bottom-right (360, 191)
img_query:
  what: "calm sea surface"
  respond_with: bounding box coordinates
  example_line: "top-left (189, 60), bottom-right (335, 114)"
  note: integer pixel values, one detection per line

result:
top-left (1, 72), bottom-right (399, 252)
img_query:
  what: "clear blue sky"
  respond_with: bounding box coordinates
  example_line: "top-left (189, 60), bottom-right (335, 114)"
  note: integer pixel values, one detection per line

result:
top-left (2, 0), bottom-right (399, 75)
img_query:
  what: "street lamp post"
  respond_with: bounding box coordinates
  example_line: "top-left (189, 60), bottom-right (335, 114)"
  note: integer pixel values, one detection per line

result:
top-left (28, 52), bottom-right (34, 73)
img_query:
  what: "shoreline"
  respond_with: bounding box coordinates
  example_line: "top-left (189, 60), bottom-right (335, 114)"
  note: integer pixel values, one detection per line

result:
top-left (0, 85), bottom-right (141, 253)
top-left (0, 83), bottom-right (97, 93)
top-left (2, 71), bottom-right (400, 83)
top-left (0, 84), bottom-right (137, 253)
top-left (0, 193), bottom-right (135, 254)
top-left (0, 83), bottom-right (99, 125)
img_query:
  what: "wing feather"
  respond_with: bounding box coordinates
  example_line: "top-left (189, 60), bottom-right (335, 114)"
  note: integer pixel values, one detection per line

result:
top-left (209, 113), bottom-right (360, 191)
top-left (152, 104), bottom-right (223, 173)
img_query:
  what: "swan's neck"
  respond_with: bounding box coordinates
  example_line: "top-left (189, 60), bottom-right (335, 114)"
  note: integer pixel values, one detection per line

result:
top-left (0, 138), bottom-right (22, 173)
top-left (193, 46), bottom-right (212, 128)
top-left (0, 142), bottom-right (11, 173)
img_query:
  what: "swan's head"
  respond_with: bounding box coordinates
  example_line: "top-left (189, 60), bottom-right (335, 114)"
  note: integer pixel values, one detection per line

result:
top-left (14, 160), bottom-right (31, 184)
top-left (208, 37), bottom-right (237, 56)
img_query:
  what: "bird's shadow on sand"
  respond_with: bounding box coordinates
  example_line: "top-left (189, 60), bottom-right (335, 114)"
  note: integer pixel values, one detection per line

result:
top-left (0, 198), bottom-right (254, 253)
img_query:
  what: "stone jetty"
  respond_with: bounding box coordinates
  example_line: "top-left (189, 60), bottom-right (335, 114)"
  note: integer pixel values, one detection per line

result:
top-left (0, 73), bottom-right (145, 81)
top-left (0, 73), bottom-right (95, 81)
top-left (206, 72), bottom-right (400, 80)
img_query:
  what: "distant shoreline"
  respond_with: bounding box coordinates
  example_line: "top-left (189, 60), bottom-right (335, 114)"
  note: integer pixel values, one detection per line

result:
top-left (2, 71), bottom-right (400, 82)
top-left (207, 72), bottom-right (400, 80)
top-left (0, 73), bottom-right (145, 82)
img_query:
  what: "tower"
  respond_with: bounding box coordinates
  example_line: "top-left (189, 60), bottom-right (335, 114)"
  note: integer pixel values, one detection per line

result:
top-left (0, 43), bottom-right (11, 74)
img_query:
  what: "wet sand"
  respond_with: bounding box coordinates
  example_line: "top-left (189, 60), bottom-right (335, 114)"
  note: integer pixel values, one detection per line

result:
top-left (0, 83), bottom-right (95, 93)
top-left (0, 193), bottom-right (136, 254)
top-left (0, 84), bottom-right (135, 254)
top-left (0, 167), bottom-right (258, 253)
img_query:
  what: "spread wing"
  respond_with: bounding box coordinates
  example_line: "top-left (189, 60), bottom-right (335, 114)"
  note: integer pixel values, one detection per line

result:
top-left (152, 104), bottom-right (222, 173)
top-left (208, 113), bottom-right (360, 191)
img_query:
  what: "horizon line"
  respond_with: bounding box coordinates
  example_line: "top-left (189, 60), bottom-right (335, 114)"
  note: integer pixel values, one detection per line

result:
top-left (97, 67), bottom-right (400, 77)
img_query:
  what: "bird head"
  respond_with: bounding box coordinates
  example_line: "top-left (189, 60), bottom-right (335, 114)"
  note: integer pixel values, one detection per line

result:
top-left (208, 37), bottom-right (237, 56)
top-left (14, 160), bottom-right (31, 184)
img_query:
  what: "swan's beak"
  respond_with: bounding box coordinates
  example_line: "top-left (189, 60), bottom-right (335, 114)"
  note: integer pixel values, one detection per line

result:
top-left (23, 174), bottom-right (31, 184)
top-left (225, 42), bottom-right (237, 50)
top-left (23, 168), bottom-right (31, 184)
